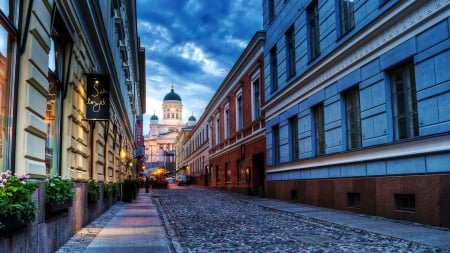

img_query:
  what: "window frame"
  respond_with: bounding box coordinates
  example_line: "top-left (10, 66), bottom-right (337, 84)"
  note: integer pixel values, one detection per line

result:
top-left (285, 25), bottom-right (296, 78)
top-left (307, 0), bottom-right (320, 61)
top-left (270, 45), bottom-right (278, 93)
top-left (389, 62), bottom-right (418, 141)
top-left (313, 103), bottom-right (325, 156)
top-left (338, 0), bottom-right (355, 36)
top-left (236, 88), bottom-right (243, 130)
top-left (272, 125), bottom-right (280, 164)
top-left (215, 113), bottom-right (220, 145)
top-left (344, 86), bottom-right (362, 150)
top-left (224, 103), bottom-right (230, 139)
top-left (0, 0), bottom-right (18, 171)
top-left (289, 116), bottom-right (299, 161)
top-left (251, 73), bottom-right (261, 121)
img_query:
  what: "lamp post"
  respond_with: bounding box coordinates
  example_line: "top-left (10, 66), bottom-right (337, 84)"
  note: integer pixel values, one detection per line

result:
top-left (120, 148), bottom-right (127, 200)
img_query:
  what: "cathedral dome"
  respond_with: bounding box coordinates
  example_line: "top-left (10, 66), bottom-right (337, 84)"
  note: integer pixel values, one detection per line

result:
top-left (163, 87), bottom-right (181, 102)
top-left (188, 115), bottom-right (196, 121)
top-left (150, 114), bottom-right (158, 120)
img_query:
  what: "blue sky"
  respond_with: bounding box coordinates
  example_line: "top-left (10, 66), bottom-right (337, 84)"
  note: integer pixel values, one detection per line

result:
top-left (136, 0), bottom-right (263, 134)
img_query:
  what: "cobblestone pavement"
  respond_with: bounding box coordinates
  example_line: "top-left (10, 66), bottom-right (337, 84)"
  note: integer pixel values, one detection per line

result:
top-left (55, 202), bottom-right (125, 253)
top-left (153, 186), bottom-right (447, 253)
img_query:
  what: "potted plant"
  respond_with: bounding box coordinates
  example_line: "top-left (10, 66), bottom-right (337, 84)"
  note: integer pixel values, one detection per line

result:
top-left (0, 170), bottom-right (40, 233)
top-left (45, 175), bottom-right (75, 214)
top-left (112, 182), bottom-right (120, 199)
top-left (87, 179), bottom-right (99, 203)
top-left (122, 178), bottom-right (135, 202)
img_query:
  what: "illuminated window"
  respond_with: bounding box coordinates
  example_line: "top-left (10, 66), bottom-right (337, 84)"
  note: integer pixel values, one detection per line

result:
top-left (0, 1), bottom-right (18, 170)
top-left (46, 9), bottom-right (72, 175)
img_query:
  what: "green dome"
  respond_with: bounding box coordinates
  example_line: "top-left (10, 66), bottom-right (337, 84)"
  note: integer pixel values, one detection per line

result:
top-left (150, 114), bottom-right (158, 120)
top-left (163, 87), bottom-right (181, 102)
top-left (188, 115), bottom-right (196, 121)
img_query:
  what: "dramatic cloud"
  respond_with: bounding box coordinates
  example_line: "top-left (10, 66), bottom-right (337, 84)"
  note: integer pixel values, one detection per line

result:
top-left (137, 0), bottom-right (262, 134)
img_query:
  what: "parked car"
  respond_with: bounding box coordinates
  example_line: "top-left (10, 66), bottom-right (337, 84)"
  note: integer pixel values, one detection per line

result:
top-left (177, 175), bottom-right (187, 185)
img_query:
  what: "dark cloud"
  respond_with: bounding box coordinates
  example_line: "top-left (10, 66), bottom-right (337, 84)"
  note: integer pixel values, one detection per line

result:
top-left (137, 0), bottom-right (262, 131)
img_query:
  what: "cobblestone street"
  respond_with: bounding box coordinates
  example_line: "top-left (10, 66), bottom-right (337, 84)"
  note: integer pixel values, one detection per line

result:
top-left (153, 186), bottom-right (447, 253)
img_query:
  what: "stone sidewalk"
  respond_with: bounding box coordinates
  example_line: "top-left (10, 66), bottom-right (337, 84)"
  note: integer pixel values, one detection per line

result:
top-left (57, 185), bottom-right (450, 252)
top-left (56, 189), bottom-right (171, 253)
top-left (240, 196), bottom-right (450, 250)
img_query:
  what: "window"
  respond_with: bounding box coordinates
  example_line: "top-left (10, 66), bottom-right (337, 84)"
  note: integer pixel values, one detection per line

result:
top-left (286, 25), bottom-right (296, 78)
top-left (289, 116), bottom-right (299, 160)
top-left (313, 104), bottom-right (325, 156)
top-left (225, 162), bottom-right (231, 183)
top-left (0, 2), bottom-right (18, 170)
top-left (339, 0), bottom-right (355, 35)
top-left (215, 114), bottom-right (220, 145)
top-left (390, 62), bottom-right (418, 141)
top-left (307, 0), bottom-right (320, 60)
top-left (251, 76), bottom-right (261, 121)
top-left (236, 91), bottom-right (243, 130)
top-left (270, 46), bottom-right (278, 92)
top-left (395, 194), bottom-right (415, 211)
top-left (224, 105), bottom-right (230, 139)
top-left (272, 125), bottom-right (280, 164)
top-left (347, 193), bottom-right (361, 208)
top-left (268, 0), bottom-right (275, 21)
top-left (344, 87), bottom-right (361, 149)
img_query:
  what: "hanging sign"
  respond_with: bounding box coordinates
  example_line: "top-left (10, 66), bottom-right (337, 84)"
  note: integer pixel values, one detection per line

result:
top-left (135, 115), bottom-right (144, 157)
top-left (86, 74), bottom-right (110, 120)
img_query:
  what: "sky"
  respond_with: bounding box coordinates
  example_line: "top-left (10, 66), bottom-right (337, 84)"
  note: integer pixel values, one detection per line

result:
top-left (136, 0), bottom-right (263, 135)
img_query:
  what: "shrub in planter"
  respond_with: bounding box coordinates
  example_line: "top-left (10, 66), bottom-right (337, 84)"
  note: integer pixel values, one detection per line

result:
top-left (132, 179), bottom-right (139, 199)
top-left (103, 182), bottom-right (113, 200)
top-left (0, 171), bottom-right (39, 232)
top-left (122, 179), bottom-right (135, 202)
top-left (112, 182), bottom-right (120, 198)
top-left (87, 180), bottom-right (99, 203)
top-left (45, 175), bottom-right (75, 213)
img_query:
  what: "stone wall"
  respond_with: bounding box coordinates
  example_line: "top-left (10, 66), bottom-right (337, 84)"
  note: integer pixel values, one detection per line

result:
top-left (0, 182), bottom-right (118, 253)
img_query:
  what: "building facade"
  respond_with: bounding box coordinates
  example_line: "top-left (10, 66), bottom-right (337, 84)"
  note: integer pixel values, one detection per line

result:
top-left (144, 86), bottom-right (195, 175)
top-left (263, 0), bottom-right (450, 227)
top-left (0, 0), bottom-right (144, 251)
top-left (184, 31), bottom-right (266, 194)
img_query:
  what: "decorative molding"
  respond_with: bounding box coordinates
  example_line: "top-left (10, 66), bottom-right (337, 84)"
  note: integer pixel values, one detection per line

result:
top-left (265, 0), bottom-right (449, 120)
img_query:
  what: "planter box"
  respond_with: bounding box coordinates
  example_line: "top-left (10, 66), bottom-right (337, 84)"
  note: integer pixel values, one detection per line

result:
top-left (46, 200), bottom-right (72, 214)
top-left (0, 214), bottom-right (30, 234)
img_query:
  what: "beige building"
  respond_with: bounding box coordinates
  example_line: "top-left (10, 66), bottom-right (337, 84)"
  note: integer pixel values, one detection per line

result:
top-left (0, 0), bottom-right (144, 251)
top-left (144, 86), bottom-right (196, 175)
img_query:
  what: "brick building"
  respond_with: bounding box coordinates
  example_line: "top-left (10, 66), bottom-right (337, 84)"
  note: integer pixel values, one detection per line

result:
top-left (183, 31), bottom-right (266, 195)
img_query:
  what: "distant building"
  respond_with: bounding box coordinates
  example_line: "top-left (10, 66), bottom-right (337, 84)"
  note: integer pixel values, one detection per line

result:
top-left (263, 0), bottom-right (450, 227)
top-left (183, 31), bottom-right (266, 194)
top-left (144, 86), bottom-right (196, 175)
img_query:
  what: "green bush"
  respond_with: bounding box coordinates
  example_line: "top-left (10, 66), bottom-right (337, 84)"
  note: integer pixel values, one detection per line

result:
top-left (45, 175), bottom-right (75, 205)
top-left (0, 171), bottom-right (40, 229)
top-left (87, 180), bottom-right (99, 202)
top-left (104, 182), bottom-right (113, 200)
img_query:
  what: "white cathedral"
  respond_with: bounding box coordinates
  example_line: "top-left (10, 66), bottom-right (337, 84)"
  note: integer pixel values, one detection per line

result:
top-left (144, 86), bottom-right (196, 174)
